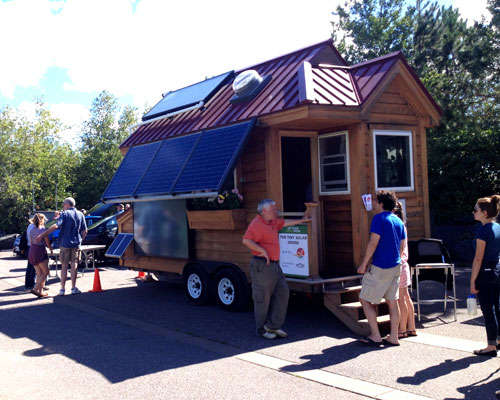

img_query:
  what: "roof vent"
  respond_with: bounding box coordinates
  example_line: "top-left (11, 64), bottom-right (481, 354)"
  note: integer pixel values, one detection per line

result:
top-left (230, 70), bottom-right (272, 104)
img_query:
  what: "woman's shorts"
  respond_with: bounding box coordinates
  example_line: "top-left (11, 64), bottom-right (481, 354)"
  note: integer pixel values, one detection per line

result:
top-left (359, 264), bottom-right (401, 304)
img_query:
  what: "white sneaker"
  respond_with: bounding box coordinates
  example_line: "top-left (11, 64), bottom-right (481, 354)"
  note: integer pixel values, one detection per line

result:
top-left (261, 331), bottom-right (277, 339)
top-left (71, 287), bottom-right (81, 295)
top-left (58, 289), bottom-right (65, 296)
top-left (264, 325), bottom-right (288, 338)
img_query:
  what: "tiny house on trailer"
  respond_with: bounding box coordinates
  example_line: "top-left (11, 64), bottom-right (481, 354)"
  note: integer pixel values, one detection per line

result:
top-left (103, 39), bottom-right (441, 331)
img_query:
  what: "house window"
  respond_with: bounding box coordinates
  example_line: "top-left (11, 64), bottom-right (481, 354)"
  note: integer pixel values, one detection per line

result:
top-left (319, 132), bottom-right (349, 194)
top-left (373, 130), bottom-right (414, 191)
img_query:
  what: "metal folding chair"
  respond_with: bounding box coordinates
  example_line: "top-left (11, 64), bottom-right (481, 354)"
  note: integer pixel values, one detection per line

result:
top-left (410, 239), bottom-right (457, 321)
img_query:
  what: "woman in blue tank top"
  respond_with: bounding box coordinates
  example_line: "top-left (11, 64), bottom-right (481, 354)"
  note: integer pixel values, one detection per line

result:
top-left (470, 194), bottom-right (500, 357)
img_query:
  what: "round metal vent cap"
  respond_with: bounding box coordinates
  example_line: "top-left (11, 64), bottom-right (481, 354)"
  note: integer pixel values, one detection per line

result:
top-left (232, 70), bottom-right (263, 97)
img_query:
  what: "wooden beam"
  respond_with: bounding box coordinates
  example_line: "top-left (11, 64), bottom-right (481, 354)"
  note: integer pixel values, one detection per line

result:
top-left (265, 127), bottom-right (283, 209)
top-left (349, 123), bottom-right (369, 266)
top-left (259, 106), bottom-right (310, 127)
top-left (419, 117), bottom-right (431, 237)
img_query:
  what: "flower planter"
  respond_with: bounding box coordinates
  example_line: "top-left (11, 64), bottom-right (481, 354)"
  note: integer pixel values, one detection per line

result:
top-left (186, 209), bottom-right (246, 230)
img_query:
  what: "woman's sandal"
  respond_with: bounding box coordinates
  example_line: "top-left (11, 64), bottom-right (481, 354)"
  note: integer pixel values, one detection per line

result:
top-left (407, 330), bottom-right (418, 337)
top-left (30, 289), bottom-right (40, 298)
top-left (473, 349), bottom-right (497, 357)
top-left (398, 332), bottom-right (408, 339)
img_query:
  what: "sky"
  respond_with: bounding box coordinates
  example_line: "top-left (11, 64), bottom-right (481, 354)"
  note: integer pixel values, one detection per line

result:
top-left (0, 0), bottom-right (492, 144)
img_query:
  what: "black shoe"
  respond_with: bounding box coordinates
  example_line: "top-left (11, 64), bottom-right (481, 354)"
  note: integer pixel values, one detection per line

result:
top-left (43, 286), bottom-right (49, 290)
top-left (473, 349), bottom-right (497, 357)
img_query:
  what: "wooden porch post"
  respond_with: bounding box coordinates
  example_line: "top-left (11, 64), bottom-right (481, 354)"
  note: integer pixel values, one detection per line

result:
top-left (305, 202), bottom-right (321, 279)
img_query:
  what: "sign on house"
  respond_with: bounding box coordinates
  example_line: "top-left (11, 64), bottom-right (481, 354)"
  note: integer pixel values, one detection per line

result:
top-left (279, 225), bottom-right (309, 277)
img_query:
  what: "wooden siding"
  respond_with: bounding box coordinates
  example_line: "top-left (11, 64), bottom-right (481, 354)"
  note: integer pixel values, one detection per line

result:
top-left (190, 128), bottom-right (268, 279)
top-left (241, 128), bottom-right (267, 223)
top-left (366, 80), bottom-right (428, 240)
top-left (321, 195), bottom-right (355, 276)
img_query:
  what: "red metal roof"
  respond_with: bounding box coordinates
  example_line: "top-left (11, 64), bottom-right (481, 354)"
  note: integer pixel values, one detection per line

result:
top-left (120, 41), bottom-right (440, 149)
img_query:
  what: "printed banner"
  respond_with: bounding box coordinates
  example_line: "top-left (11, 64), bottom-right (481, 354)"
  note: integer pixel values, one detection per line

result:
top-left (279, 225), bottom-right (309, 277)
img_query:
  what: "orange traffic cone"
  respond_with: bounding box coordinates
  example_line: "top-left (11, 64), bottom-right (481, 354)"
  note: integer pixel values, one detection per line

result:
top-left (89, 268), bottom-right (104, 292)
top-left (136, 271), bottom-right (146, 279)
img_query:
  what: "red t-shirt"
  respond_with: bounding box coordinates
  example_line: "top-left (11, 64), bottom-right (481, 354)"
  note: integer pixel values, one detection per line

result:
top-left (243, 215), bottom-right (285, 261)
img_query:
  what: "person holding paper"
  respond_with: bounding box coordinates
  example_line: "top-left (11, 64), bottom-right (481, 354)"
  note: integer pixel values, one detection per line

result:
top-left (242, 199), bottom-right (310, 339)
top-left (357, 190), bottom-right (406, 347)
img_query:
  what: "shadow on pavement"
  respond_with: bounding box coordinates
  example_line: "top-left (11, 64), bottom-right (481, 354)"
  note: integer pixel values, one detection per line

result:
top-left (397, 356), bottom-right (490, 385)
top-left (0, 279), bottom-right (355, 384)
top-left (450, 367), bottom-right (500, 400)
top-left (280, 341), bottom-right (385, 373)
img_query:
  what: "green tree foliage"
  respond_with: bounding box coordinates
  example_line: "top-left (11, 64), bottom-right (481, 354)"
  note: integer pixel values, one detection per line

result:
top-left (0, 101), bottom-right (75, 233)
top-left (72, 91), bottom-right (138, 209)
top-left (332, 0), bottom-right (500, 222)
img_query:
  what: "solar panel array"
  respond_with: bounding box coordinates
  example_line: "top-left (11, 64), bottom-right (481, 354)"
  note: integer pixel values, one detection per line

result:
top-left (135, 134), bottom-right (200, 196)
top-left (102, 119), bottom-right (255, 201)
top-left (173, 123), bottom-right (250, 192)
top-left (142, 71), bottom-right (234, 121)
top-left (102, 142), bottom-right (162, 200)
top-left (105, 233), bottom-right (134, 258)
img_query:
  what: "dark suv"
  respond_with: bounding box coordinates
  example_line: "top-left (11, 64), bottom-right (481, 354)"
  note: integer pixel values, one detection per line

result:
top-left (81, 214), bottom-right (119, 260)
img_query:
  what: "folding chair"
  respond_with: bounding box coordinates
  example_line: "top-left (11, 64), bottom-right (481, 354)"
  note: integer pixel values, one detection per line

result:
top-left (408, 238), bottom-right (457, 321)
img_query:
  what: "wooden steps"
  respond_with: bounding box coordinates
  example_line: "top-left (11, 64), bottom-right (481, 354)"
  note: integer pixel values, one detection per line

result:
top-left (323, 283), bottom-right (391, 336)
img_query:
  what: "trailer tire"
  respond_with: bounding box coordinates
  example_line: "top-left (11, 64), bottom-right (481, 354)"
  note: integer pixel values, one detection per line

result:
top-left (214, 268), bottom-right (248, 311)
top-left (183, 264), bottom-right (212, 305)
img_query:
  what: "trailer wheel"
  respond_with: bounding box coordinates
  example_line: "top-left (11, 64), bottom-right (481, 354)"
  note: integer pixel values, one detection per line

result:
top-left (214, 268), bottom-right (248, 311)
top-left (183, 264), bottom-right (212, 305)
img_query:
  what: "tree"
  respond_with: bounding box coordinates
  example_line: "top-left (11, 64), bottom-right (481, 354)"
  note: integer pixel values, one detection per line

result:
top-left (332, 0), bottom-right (500, 222)
top-left (72, 91), bottom-right (138, 209)
top-left (0, 101), bottom-right (75, 233)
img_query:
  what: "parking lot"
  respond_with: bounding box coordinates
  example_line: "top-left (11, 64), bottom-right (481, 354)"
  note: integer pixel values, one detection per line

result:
top-left (0, 250), bottom-right (498, 399)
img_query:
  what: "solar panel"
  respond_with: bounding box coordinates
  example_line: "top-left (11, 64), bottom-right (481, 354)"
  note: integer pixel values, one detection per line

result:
top-left (105, 233), bottom-right (134, 258)
top-left (102, 142), bottom-right (162, 201)
top-left (134, 133), bottom-right (200, 197)
top-left (173, 119), bottom-right (256, 193)
top-left (142, 71), bottom-right (234, 121)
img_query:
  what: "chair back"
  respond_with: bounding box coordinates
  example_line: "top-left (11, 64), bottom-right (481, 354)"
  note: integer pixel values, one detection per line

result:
top-left (409, 238), bottom-right (453, 289)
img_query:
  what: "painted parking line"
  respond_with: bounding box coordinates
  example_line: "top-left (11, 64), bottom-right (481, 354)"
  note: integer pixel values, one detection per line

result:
top-left (404, 332), bottom-right (498, 357)
top-left (237, 351), bottom-right (432, 400)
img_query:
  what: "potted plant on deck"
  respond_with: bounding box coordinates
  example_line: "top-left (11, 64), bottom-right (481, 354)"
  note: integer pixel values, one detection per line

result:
top-left (186, 189), bottom-right (246, 230)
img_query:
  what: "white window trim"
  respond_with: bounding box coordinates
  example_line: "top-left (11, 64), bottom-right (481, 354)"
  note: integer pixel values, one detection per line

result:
top-left (318, 131), bottom-right (350, 195)
top-left (373, 130), bottom-right (414, 192)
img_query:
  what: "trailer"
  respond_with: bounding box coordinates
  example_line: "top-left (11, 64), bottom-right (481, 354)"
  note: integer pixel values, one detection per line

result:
top-left (103, 39), bottom-right (441, 334)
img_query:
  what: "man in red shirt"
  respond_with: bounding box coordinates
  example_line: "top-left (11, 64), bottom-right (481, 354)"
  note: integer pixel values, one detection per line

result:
top-left (243, 199), bottom-right (310, 339)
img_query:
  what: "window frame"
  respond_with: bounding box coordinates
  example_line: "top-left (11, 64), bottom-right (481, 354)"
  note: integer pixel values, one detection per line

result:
top-left (373, 129), bottom-right (414, 192)
top-left (318, 131), bottom-right (350, 195)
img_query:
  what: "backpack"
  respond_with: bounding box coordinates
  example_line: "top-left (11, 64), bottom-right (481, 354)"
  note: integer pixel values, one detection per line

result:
top-left (19, 229), bottom-right (28, 254)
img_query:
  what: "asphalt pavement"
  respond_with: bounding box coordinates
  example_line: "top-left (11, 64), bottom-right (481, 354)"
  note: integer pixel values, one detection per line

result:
top-left (0, 250), bottom-right (498, 400)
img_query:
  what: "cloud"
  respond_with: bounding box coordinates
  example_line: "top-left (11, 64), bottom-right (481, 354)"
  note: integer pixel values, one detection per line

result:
top-left (49, 103), bottom-right (89, 145)
top-left (0, 0), bottom-right (338, 109)
top-left (0, 0), bottom-right (492, 118)
top-left (453, 0), bottom-right (491, 25)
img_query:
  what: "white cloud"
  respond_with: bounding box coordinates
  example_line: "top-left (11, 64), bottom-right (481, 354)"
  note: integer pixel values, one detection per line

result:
top-left (49, 103), bottom-right (89, 145)
top-left (16, 100), bottom-right (88, 145)
top-left (0, 0), bottom-right (338, 109)
top-left (0, 0), bottom-right (491, 121)
top-left (453, 0), bottom-right (491, 25)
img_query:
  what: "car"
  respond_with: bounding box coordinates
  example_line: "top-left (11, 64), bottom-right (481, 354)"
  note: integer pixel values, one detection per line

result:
top-left (47, 203), bottom-right (118, 249)
top-left (12, 234), bottom-right (22, 257)
top-left (81, 214), bottom-right (119, 260)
